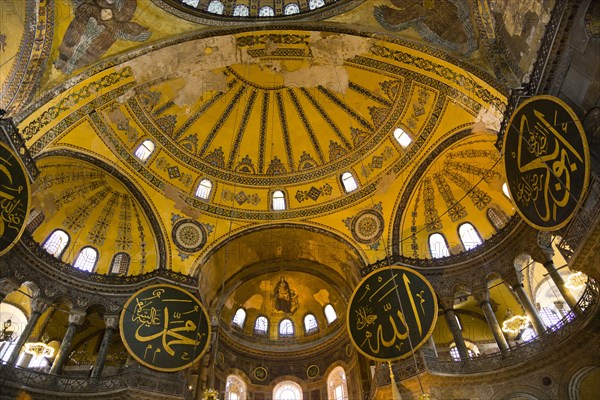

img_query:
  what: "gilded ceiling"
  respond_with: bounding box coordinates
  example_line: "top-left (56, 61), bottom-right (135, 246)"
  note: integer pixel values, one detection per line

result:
top-left (1, 0), bottom-right (523, 281)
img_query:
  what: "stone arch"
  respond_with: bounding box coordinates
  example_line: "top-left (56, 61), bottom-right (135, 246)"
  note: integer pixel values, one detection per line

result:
top-left (567, 365), bottom-right (600, 400)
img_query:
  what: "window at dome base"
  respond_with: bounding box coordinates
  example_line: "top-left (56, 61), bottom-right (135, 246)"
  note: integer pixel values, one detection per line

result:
top-left (73, 246), bottom-right (98, 272)
top-left (196, 179), bottom-right (212, 199)
top-left (43, 229), bottom-right (70, 259)
top-left (285, 3), bottom-right (301, 15)
top-left (458, 223), bottom-right (483, 251)
top-left (429, 233), bottom-right (450, 258)
top-left (110, 252), bottom-right (130, 275)
top-left (341, 172), bottom-right (358, 193)
top-left (207, 0), bottom-right (223, 14)
top-left (272, 190), bottom-right (286, 211)
top-left (259, 6), bottom-right (275, 17)
top-left (233, 4), bottom-right (249, 16)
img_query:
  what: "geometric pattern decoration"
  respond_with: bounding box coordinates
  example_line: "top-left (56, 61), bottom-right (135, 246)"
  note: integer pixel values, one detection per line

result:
top-left (351, 209), bottom-right (385, 244)
top-left (172, 218), bottom-right (207, 253)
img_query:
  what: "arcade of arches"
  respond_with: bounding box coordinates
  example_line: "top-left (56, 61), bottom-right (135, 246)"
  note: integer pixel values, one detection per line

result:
top-left (0, 0), bottom-right (599, 399)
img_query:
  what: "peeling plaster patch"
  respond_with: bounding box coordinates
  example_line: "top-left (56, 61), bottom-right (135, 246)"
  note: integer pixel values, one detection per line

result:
top-left (491, 0), bottom-right (553, 37)
top-left (107, 108), bottom-right (128, 127)
top-left (283, 65), bottom-right (349, 94)
top-left (313, 289), bottom-right (330, 306)
top-left (259, 280), bottom-right (271, 292)
top-left (475, 106), bottom-right (503, 132)
top-left (308, 32), bottom-right (372, 66)
top-left (243, 294), bottom-right (264, 310)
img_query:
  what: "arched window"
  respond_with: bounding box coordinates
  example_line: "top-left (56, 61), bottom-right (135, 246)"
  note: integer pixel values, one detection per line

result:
top-left (195, 179), bottom-right (212, 199)
top-left (309, 0), bottom-right (325, 10)
top-left (279, 318), bottom-right (294, 337)
top-left (25, 209), bottom-right (45, 233)
top-left (393, 127), bottom-right (412, 148)
top-left (303, 314), bottom-right (318, 334)
top-left (324, 304), bottom-right (337, 324)
top-left (0, 303), bottom-right (28, 362)
top-left (182, 0), bottom-right (199, 7)
top-left (520, 327), bottom-right (536, 342)
top-left (232, 4), bottom-right (249, 16)
top-left (134, 140), bottom-right (155, 162)
top-left (449, 341), bottom-right (478, 361)
top-left (502, 182), bottom-right (511, 198)
top-left (225, 374), bottom-right (247, 400)
top-left (42, 229), bottom-right (70, 259)
top-left (109, 252), bottom-right (130, 275)
top-left (272, 190), bottom-right (286, 210)
top-left (327, 366), bottom-right (349, 400)
top-left (73, 246), bottom-right (98, 272)
top-left (539, 307), bottom-right (561, 329)
top-left (254, 315), bottom-right (268, 335)
top-left (258, 6), bottom-right (275, 17)
top-left (232, 308), bottom-right (246, 328)
top-left (273, 381), bottom-right (303, 400)
top-left (341, 172), bottom-right (358, 193)
top-left (206, 0), bottom-right (224, 14)
top-left (487, 207), bottom-right (509, 230)
top-left (429, 233), bottom-right (450, 258)
top-left (284, 3), bottom-right (300, 14)
top-left (458, 223), bottom-right (483, 251)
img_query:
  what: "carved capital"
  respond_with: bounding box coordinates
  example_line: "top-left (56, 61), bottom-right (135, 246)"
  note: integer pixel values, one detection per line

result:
top-left (68, 309), bottom-right (87, 326)
top-left (439, 297), bottom-right (455, 311)
top-left (30, 297), bottom-right (48, 314)
top-left (473, 289), bottom-right (490, 305)
top-left (104, 315), bottom-right (119, 330)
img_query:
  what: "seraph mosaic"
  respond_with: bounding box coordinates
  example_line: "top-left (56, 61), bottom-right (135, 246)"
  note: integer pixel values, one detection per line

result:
top-left (55, 0), bottom-right (151, 75)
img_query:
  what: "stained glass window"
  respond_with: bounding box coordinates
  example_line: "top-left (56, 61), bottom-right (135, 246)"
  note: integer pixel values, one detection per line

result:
top-left (43, 229), bottom-right (70, 259)
top-left (73, 246), bottom-right (98, 272)
top-left (279, 318), bottom-right (294, 337)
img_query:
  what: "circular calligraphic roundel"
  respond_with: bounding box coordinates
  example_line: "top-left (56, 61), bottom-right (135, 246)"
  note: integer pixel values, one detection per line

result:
top-left (172, 219), bottom-right (207, 252)
top-left (0, 141), bottom-right (30, 256)
top-left (347, 266), bottom-right (438, 361)
top-left (119, 284), bottom-right (211, 372)
top-left (503, 95), bottom-right (590, 230)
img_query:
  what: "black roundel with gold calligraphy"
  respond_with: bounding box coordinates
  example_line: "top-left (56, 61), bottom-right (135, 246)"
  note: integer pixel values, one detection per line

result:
top-left (0, 141), bottom-right (30, 256)
top-left (120, 284), bottom-right (211, 372)
top-left (347, 266), bottom-right (437, 361)
top-left (503, 95), bottom-right (590, 230)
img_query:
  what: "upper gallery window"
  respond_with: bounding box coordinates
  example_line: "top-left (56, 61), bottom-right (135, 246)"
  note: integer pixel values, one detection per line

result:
top-left (134, 140), bottom-right (155, 162)
top-left (273, 381), bottom-right (303, 400)
top-left (258, 6), bottom-right (275, 17)
top-left (284, 3), bottom-right (300, 15)
top-left (272, 190), bottom-right (286, 210)
top-left (279, 318), bottom-right (294, 337)
top-left (195, 179), bottom-right (213, 199)
top-left (254, 316), bottom-right (269, 335)
top-left (232, 4), bottom-right (249, 16)
top-left (232, 308), bottom-right (246, 328)
top-left (393, 127), bottom-right (412, 148)
top-left (341, 172), bottom-right (358, 193)
top-left (327, 366), bottom-right (349, 400)
top-left (304, 314), bottom-right (318, 334)
top-left (309, 0), bottom-right (325, 10)
top-left (324, 304), bottom-right (337, 324)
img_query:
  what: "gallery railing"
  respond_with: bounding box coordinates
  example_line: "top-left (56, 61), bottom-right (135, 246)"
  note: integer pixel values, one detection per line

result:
top-left (422, 278), bottom-right (598, 375)
top-left (0, 364), bottom-right (192, 399)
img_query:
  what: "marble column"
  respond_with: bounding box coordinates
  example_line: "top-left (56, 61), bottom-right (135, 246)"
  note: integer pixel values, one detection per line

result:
top-left (441, 300), bottom-right (469, 360)
top-left (511, 283), bottom-right (547, 335)
top-left (474, 290), bottom-right (509, 352)
top-left (7, 297), bottom-right (47, 366)
top-left (537, 232), bottom-right (578, 309)
top-left (49, 309), bottom-right (86, 375)
top-left (90, 315), bottom-right (118, 378)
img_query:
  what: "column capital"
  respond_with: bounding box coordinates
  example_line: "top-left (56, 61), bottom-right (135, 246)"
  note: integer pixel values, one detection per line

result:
top-left (104, 314), bottom-right (119, 330)
top-left (30, 297), bottom-right (48, 314)
top-left (439, 297), bottom-right (455, 311)
top-left (68, 309), bottom-right (87, 326)
top-left (473, 289), bottom-right (490, 305)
